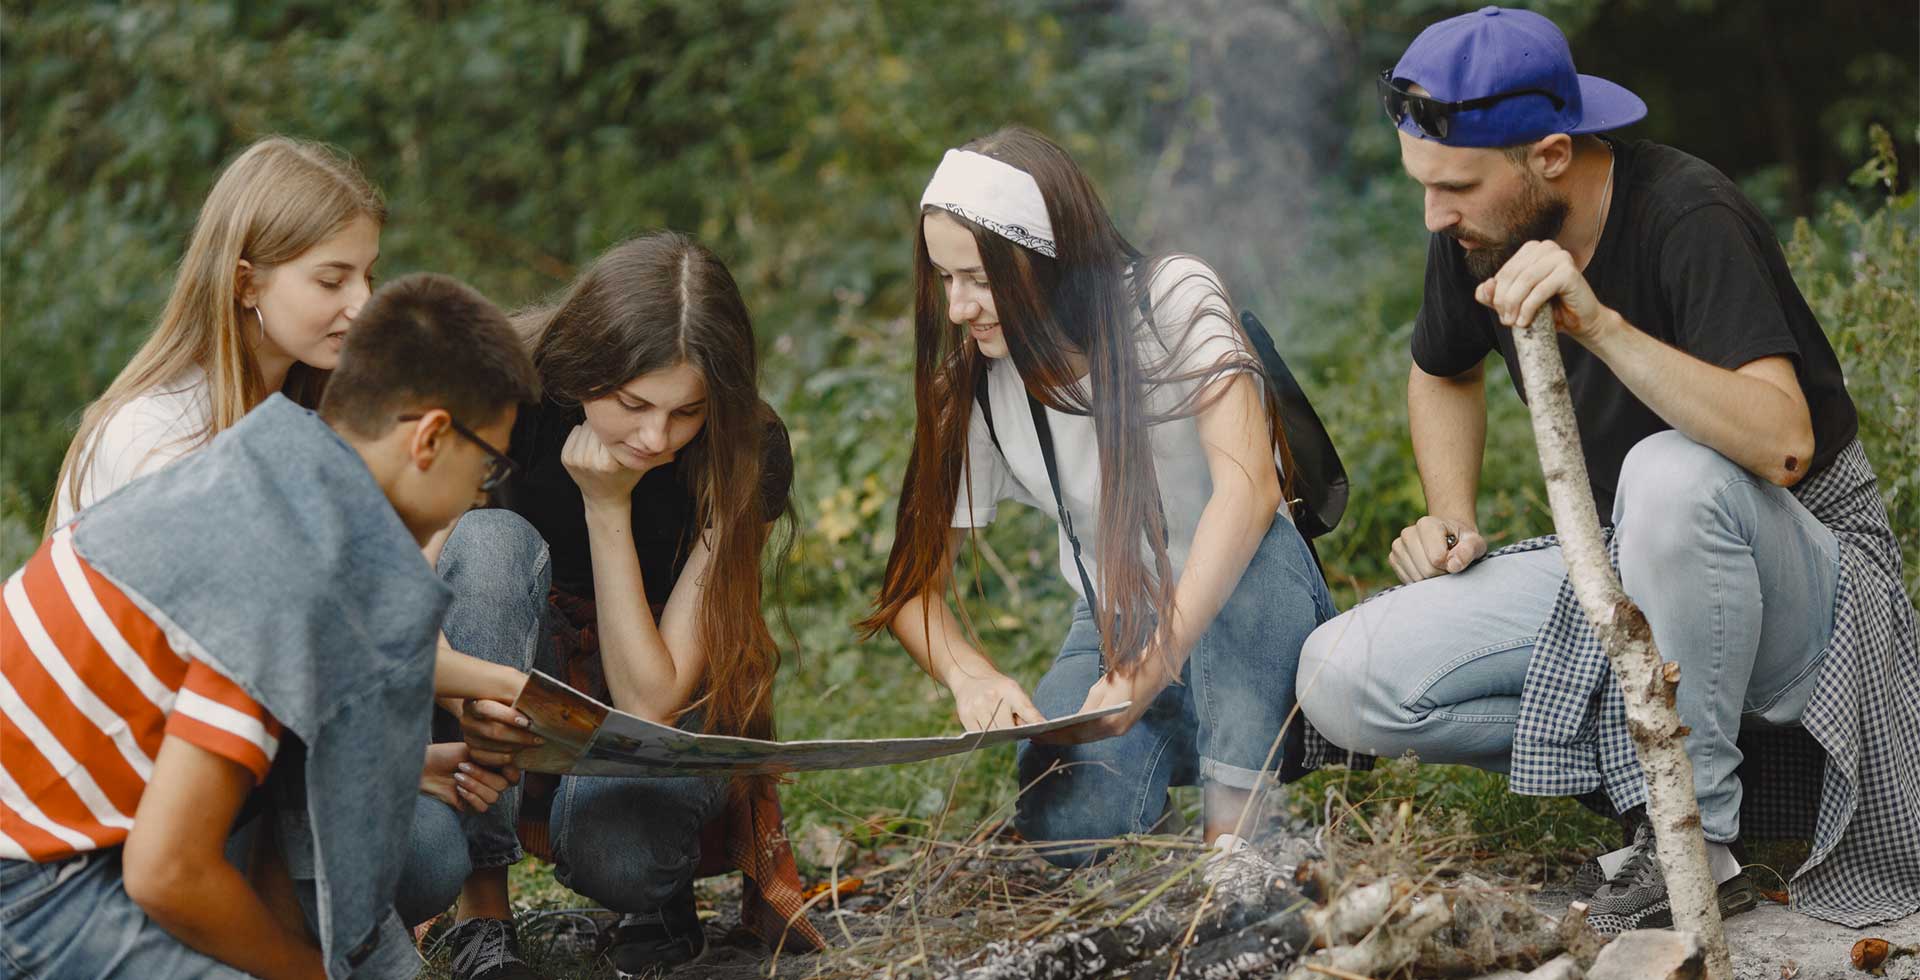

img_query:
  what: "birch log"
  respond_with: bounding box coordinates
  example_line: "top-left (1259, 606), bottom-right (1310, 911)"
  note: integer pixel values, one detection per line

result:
top-left (1510, 306), bottom-right (1732, 980)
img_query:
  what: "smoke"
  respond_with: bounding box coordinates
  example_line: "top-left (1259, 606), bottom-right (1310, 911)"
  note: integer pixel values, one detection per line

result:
top-left (1120, 0), bottom-right (1360, 320)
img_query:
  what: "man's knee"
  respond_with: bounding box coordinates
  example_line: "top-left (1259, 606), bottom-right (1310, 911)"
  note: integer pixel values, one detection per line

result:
top-left (1615, 432), bottom-right (1757, 586)
top-left (1615, 431), bottom-right (1745, 525)
top-left (1295, 614), bottom-right (1369, 750)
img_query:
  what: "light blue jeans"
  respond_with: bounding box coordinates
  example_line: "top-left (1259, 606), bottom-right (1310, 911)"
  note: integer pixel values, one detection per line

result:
top-left (0, 848), bottom-right (418, 980)
top-left (1015, 515), bottom-right (1335, 865)
top-left (1297, 432), bottom-right (1839, 842)
top-left (1, 851), bottom-right (252, 980)
top-left (395, 510), bottom-right (727, 925)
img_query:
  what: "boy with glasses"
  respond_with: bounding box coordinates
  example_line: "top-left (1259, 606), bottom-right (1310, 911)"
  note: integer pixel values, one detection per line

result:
top-left (1298, 6), bottom-right (1916, 934)
top-left (2, 273), bottom-right (542, 978)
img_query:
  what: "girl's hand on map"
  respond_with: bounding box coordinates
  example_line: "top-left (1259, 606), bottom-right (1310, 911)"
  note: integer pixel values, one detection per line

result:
top-left (458, 697), bottom-right (543, 768)
top-left (420, 742), bottom-right (518, 813)
top-left (1042, 649), bottom-right (1174, 744)
top-left (950, 671), bottom-right (1045, 732)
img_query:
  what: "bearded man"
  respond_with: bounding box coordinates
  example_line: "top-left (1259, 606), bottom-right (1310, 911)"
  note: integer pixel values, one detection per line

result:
top-left (1296, 6), bottom-right (1917, 936)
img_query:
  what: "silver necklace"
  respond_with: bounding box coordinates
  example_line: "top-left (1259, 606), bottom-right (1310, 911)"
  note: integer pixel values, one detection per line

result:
top-left (1588, 146), bottom-right (1615, 262)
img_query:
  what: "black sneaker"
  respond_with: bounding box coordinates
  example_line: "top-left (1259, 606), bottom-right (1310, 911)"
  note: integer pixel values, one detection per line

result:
top-left (1584, 824), bottom-right (1761, 935)
top-left (1568, 804), bottom-right (1649, 898)
top-left (604, 883), bottom-right (708, 978)
top-left (446, 917), bottom-right (544, 980)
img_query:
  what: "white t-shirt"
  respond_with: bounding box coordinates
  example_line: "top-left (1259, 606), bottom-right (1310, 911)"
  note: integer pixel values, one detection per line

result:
top-left (951, 257), bottom-right (1288, 600)
top-left (54, 368), bottom-right (212, 526)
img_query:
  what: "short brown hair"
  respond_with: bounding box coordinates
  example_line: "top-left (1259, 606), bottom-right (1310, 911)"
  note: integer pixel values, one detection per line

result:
top-left (320, 273), bottom-right (540, 438)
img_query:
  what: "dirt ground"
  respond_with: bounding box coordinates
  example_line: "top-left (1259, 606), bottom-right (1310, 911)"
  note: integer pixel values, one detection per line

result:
top-left (1523, 884), bottom-right (1920, 980)
top-left (465, 834), bottom-right (1920, 979)
top-left (512, 883), bottom-right (1920, 979)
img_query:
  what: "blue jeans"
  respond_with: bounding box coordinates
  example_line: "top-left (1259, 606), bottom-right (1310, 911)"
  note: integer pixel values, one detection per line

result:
top-left (1, 852), bottom-right (253, 980)
top-left (1015, 516), bottom-right (1335, 865)
top-left (396, 510), bottom-right (727, 924)
top-left (0, 849), bottom-right (418, 980)
top-left (1297, 432), bottom-right (1839, 842)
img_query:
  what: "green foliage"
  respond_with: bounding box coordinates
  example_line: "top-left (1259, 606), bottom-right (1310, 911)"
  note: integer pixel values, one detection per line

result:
top-left (1788, 126), bottom-right (1920, 600)
top-left (2, 5), bottom-right (1914, 853)
top-left (1, 0), bottom-right (1155, 559)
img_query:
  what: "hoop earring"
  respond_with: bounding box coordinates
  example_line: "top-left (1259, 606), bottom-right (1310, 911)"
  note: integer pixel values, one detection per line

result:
top-left (251, 307), bottom-right (266, 345)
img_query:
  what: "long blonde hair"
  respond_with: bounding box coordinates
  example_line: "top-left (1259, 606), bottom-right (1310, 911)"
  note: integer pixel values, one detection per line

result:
top-left (47, 136), bottom-right (385, 533)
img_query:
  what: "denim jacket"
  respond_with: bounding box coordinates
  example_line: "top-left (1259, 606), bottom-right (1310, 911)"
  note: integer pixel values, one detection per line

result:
top-left (70, 395), bottom-right (450, 978)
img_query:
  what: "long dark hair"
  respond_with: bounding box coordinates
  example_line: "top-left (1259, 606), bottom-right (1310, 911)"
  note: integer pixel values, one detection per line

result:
top-left (859, 127), bottom-right (1295, 670)
top-left (519, 232), bottom-right (786, 739)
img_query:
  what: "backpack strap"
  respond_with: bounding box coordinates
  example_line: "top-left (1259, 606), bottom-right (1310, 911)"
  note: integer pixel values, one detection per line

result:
top-left (1024, 394), bottom-right (1102, 618)
top-left (972, 364), bottom-right (1000, 453)
top-left (974, 363), bottom-right (1104, 635)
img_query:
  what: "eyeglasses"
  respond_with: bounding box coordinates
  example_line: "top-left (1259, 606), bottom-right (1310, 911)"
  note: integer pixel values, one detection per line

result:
top-left (397, 414), bottom-right (516, 492)
top-left (1377, 71), bottom-right (1565, 140)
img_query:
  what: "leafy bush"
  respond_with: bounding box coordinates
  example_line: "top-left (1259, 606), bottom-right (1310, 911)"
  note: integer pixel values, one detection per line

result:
top-left (1786, 126), bottom-right (1920, 600)
top-left (2, 6), bottom-right (1912, 841)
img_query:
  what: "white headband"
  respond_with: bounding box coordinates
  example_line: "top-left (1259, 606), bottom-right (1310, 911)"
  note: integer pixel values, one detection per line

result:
top-left (918, 149), bottom-right (1057, 258)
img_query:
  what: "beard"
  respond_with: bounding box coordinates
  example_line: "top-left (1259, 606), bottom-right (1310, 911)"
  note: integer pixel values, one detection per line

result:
top-left (1455, 177), bottom-right (1571, 281)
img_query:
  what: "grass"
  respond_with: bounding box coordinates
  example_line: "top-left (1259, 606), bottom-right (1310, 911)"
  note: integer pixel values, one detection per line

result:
top-left (409, 589), bottom-right (1635, 977)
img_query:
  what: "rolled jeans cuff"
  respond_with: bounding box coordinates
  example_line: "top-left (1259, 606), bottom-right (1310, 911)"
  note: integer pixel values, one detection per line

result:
top-left (1198, 757), bottom-right (1268, 792)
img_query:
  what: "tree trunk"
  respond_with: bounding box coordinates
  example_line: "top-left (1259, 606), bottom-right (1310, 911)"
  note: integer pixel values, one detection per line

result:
top-left (1509, 307), bottom-right (1732, 980)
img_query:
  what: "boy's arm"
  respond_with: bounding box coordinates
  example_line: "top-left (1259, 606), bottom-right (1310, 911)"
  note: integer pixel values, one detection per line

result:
top-left (122, 736), bottom-right (328, 980)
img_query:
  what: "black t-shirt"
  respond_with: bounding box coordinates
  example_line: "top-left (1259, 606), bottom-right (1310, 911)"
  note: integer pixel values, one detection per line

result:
top-left (497, 398), bottom-right (794, 603)
top-left (1412, 138), bottom-right (1858, 521)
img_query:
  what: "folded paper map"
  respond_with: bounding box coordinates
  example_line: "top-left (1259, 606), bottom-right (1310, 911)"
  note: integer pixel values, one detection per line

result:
top-left (509, 669), bottom-right (1129, 777)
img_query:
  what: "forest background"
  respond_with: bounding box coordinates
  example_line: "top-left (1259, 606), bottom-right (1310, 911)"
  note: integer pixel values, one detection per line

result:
top-left (4, 0), bottom-right (1916, 846)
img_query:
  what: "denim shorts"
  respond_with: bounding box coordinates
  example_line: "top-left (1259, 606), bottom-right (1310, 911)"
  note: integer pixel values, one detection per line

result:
top-left (1, 851), bottom-right (252, 980)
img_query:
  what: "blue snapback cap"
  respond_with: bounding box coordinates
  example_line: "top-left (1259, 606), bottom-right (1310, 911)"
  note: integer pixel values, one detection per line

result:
top-left (1390, 6), bottom-right (1646, 147)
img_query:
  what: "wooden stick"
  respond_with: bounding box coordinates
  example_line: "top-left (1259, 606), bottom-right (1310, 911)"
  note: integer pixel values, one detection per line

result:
top-left (1285, 892), bottom-right (1452, 980)
top-left (1510, 306), bottom-right (1731, 980)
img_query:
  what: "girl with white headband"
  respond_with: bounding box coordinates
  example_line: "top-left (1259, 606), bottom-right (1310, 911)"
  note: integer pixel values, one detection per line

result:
top-left (860, 127), bottom-right (1335, 873)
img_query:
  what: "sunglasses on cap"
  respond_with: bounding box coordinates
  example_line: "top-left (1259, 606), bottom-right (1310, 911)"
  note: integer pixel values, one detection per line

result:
top-left (397, 413), bottom-right (516, 492)
top-left (1377, 70), bottom-right (1565, 141)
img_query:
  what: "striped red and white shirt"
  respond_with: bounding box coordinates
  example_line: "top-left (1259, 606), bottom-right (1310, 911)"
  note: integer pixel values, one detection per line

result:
top-left (1, 526), bottom-right (282, 863)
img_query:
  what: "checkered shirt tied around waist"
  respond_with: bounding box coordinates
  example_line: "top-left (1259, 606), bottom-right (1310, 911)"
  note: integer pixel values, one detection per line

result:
top-left (1303, 439), bottom-right (1918, 926)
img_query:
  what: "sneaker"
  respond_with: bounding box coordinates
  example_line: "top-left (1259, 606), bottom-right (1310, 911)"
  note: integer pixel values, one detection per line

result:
top-left (1568, 856), bottom-right (1604, 897)
top-left (604, 884), bottom-right (707, 978)
top-left (1569, 804), bottom-right (1649, 898)
top-left (1202, 833), bottom-right (1286, 899)
top-left (446, 917), bottom-right (543, 980)
top-left (1584, 824), bottom-right (1761, 935)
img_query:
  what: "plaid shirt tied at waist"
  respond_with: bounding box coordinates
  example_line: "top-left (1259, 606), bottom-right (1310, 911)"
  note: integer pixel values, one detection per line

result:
top-left (1304, 439), bottom-right (1918, 927)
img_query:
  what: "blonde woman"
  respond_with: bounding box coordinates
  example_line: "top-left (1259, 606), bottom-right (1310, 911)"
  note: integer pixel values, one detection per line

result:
top-left (47, 135), bottom-right (384, 529)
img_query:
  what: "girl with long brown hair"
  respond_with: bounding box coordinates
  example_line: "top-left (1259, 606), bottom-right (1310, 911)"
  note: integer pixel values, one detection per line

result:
top-left (860, 127), bottom-right (1335, 876)
top-left (46, 135), bottom-right (384, 530)
top-left (401, 232), bottom-right (796, 980)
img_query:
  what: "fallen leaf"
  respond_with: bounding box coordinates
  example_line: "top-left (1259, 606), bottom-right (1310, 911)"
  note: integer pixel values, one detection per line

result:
top-left (801, 877), bottom-right (864, 902)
